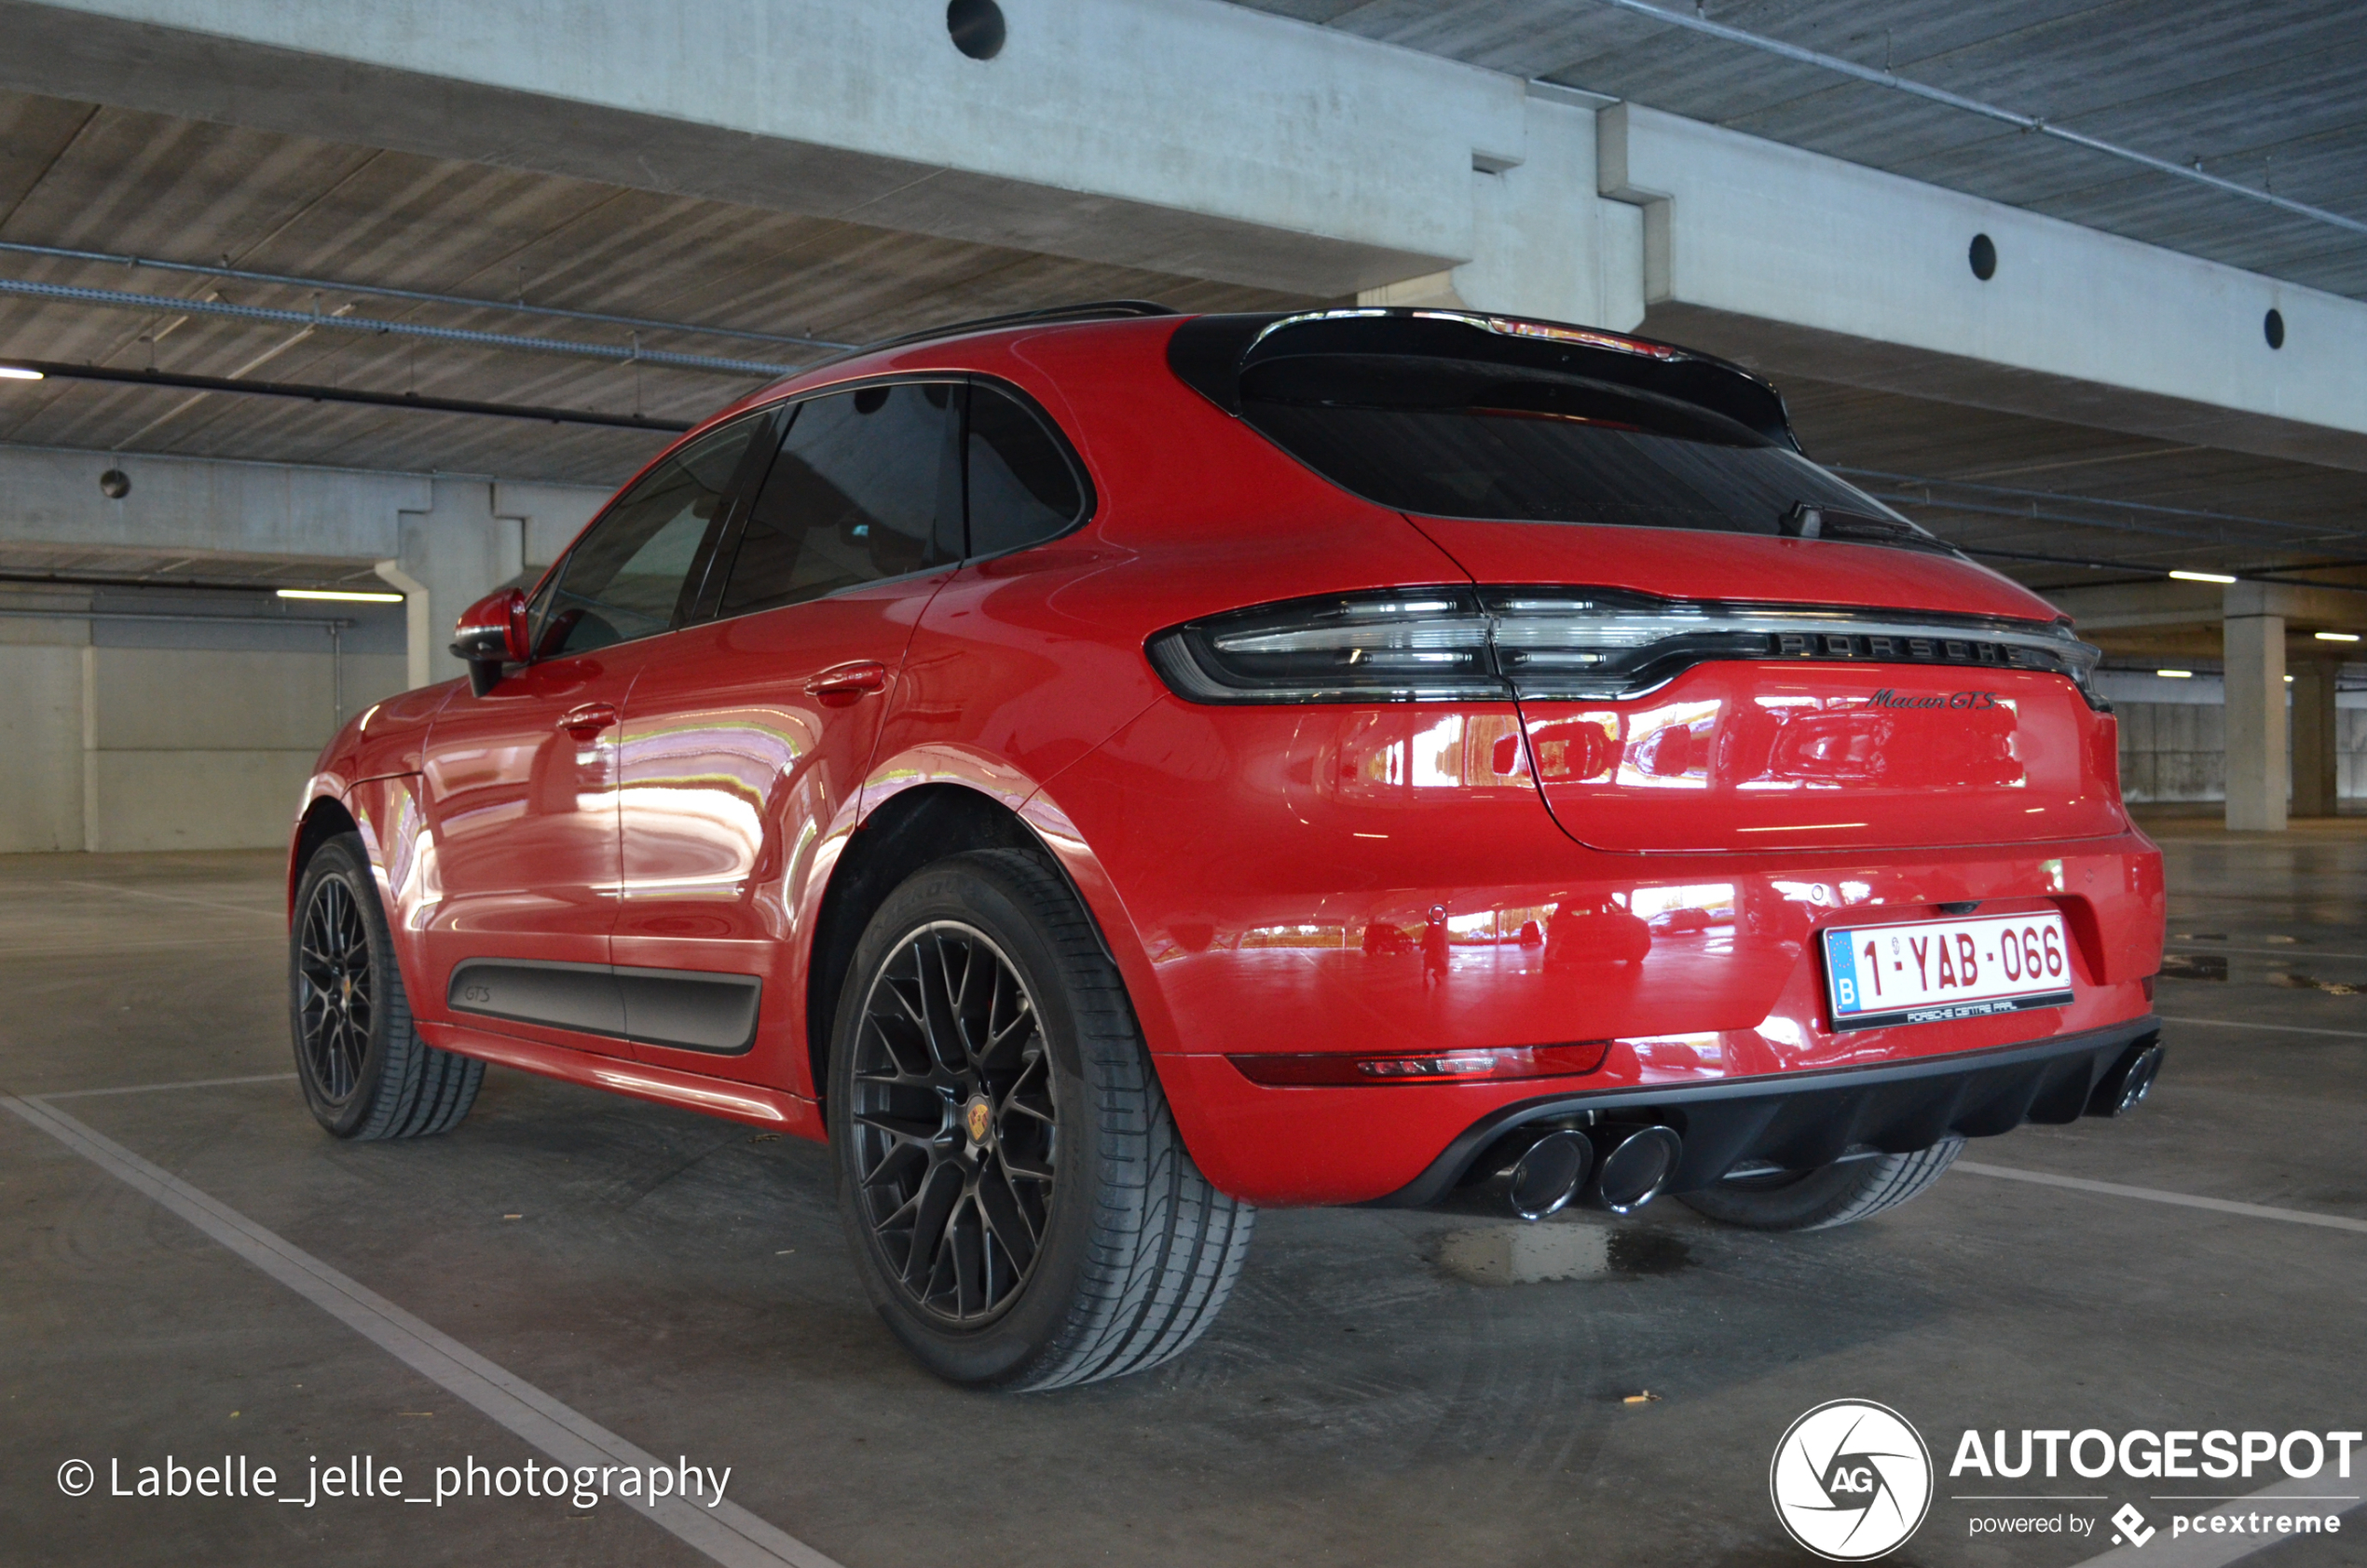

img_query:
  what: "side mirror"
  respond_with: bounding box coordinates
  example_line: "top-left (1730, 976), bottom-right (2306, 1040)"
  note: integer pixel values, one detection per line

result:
top-left (450, 588), bottom-right (529, 696)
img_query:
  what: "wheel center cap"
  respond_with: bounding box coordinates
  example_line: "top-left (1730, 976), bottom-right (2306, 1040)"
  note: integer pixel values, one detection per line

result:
top-left (963, 1096), bottom-right (993, 1147)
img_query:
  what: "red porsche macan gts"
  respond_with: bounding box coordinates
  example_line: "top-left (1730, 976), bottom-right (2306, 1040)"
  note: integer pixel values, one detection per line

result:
top-left (288, 304), bottom-right (2167, 1389)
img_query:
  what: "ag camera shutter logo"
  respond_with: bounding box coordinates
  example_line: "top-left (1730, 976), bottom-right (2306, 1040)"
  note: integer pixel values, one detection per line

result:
top-left (1771, 1399), bottom-right (1935, 1561)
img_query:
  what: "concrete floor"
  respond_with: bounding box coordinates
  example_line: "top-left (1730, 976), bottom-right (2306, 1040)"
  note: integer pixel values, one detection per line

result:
top-left (5, 825), bottom-right (2362, 1567)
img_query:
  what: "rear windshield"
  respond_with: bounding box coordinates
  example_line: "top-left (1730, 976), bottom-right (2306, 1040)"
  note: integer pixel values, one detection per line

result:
top-left (1238, 353), bottom-right (1906, 538)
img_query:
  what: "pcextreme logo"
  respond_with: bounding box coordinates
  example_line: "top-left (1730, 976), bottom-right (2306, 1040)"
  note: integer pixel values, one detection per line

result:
top-left (1770, 1400), bottom-right (1935, 1561)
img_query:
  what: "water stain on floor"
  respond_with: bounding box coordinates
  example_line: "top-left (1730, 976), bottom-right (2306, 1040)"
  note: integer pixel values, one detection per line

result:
top-left (1436, 1221), bottom-right (1692, 1285)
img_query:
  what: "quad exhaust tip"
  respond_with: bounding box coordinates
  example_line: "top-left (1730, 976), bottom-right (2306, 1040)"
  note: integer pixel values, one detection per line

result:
top-left (1590, 1124), bottom-right (1683, 1214)
top-left (1487, 1122), bottom-right (1686, 1220)
top-left (1501, 1130), bottom-right (1593, 1221)
top-left (2088, 1041), bottom-right (2164, 1118)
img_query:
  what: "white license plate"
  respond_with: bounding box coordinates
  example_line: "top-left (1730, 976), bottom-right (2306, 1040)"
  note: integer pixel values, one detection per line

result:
top-left (1821, 911), bottom-right (2073, 1030)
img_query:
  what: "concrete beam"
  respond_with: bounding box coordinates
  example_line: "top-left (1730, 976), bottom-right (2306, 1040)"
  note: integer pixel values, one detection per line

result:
top-left (2045, 579), bottom-right (2367, 635)
top-left (0, 0), bottom-right (1503, 296)
top-left (0, 443), bottom-right (608, 688)
top-left (1600, 105), bottom-right (2367, 470)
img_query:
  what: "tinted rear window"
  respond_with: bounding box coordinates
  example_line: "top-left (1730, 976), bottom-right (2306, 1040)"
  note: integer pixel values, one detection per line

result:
top-left (1238, 352), bottom-right (1901, 538)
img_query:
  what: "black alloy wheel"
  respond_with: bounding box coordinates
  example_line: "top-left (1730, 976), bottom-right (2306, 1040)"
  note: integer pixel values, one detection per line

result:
top-left (295, 874), bottom-right (374, 1107)
top-left (846, 920), bottom-right (1059, 1325)
top-left (829, 850), bottom-right (1253, 1390)
top-left (288, 834), bottom-right (484, 1141)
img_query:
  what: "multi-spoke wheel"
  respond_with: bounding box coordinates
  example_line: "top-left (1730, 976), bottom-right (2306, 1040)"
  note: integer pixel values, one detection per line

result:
top-left (829, 849), bottom-right (1254, 1390)
top-left (846, 921), bottom-right (1059, 1325)
top-left (289, 834), bottom-right (484, 1140)
top-left (296, 875), bottom-right (374, 1105)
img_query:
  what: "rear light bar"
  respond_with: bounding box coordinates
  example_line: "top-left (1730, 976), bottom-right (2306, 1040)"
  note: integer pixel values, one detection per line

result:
top-left (1228, 1043), bottom-right (1610, 1087)
top-left (1147, 586), bottom-right (2104, 708)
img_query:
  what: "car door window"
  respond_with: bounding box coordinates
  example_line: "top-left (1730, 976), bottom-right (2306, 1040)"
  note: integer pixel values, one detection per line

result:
top-left (716, 382), bottom-right (962, 618)
top-left (532, 415), bottom-right (765, 657)
top-left (965, 384), bottom-right (1085, 556)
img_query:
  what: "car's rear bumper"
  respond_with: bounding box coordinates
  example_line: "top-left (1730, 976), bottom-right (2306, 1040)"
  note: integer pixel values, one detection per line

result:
top-left (1371, 1013), bottom-right (2161, 1207)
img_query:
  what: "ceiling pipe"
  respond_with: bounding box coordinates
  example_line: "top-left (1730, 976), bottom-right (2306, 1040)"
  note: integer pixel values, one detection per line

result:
top-left (0, 358), bottom-right (694, 433)
top-left (0, 276), bottom-right (799, 379)
top-left (0, 239), bottom-right (852, 353)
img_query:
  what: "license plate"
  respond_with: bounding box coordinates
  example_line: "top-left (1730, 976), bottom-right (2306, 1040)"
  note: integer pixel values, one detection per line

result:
top-left (1821, 911), bottom-right (2073, 1031)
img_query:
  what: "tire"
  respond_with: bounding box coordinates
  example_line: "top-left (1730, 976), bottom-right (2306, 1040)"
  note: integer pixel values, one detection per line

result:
top-left (1677, 1137), bottom-right (1964, 1232)
top-left (290, 834), bottom-right (484, 1140)
top-left (828, 849), bottom-right (1253, 1391)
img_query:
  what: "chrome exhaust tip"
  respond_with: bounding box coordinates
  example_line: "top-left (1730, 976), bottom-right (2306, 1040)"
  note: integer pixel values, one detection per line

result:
top-left (2087, 1041), bottom-right (2164, 1118)
top-left (1589, 1125), bottom-right (1683, 1214)
top-left (1498, 1129), bottom-right (1594, 1221)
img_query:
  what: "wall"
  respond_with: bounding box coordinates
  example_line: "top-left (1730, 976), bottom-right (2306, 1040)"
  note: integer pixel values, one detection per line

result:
top-left (2100, 671), bottom-right (2367, 806)
top-left (0, 593), bottom-right (407, 852)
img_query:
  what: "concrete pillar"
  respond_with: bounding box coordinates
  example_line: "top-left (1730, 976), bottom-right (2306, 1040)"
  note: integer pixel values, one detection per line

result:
top-left (373, 480), bottom-right (524, 690)
top-left (2291, 659), bottom-right (2341, 818)
top-left (2223, 610), bottom-right (2288, 832)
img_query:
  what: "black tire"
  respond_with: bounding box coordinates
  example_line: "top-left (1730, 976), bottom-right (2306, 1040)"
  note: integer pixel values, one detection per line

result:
top-left (290, 834), bottom-right (484, 1140)
top-left (828, 849), bottom-right (1253, 1391)
top-left (1677, 1137), bottom-right (1964, 1232)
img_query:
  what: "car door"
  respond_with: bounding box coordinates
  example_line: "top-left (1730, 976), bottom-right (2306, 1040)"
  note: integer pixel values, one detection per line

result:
top-left (611, 380), bottom-right (965, 1084)
top-left (419, 413), bottom-right (768, 1057)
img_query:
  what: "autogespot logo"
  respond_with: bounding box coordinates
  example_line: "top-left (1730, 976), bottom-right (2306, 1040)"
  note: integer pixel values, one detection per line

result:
top-left (1771, 1400), bottom-right (1936, 1561)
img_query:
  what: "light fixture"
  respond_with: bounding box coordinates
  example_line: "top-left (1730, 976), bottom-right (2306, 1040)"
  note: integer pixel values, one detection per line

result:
top-left (0, 364), bottom-right (43, 381)
top-left (2156, 669), bottom-right (2194, 678)
top-left (2168, 569), bottom-right (2238, 584)
top-left (2314, 631), bottom-right (2360, 643)
top-left (277, 588), bottom-right (405, 604)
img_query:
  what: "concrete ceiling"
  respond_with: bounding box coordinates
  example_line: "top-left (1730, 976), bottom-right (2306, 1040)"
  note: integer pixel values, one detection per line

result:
top-left (0, 90), bottom-right (1314, 485)
top-left (1228, 0), bottom-right (2367, 299)
top-left (0, 6), bottom-right (2360, 601)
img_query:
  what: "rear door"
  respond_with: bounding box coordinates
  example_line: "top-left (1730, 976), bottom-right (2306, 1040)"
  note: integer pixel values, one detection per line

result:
top-left (611, 380), bottom-right (965, 1086)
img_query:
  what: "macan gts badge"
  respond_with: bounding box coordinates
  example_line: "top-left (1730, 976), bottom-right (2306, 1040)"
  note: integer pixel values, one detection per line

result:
top-left (287, 304), bottom-right (2168, 1389)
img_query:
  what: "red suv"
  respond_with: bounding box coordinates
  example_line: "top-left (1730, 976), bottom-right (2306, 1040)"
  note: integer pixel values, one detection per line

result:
top-left (289, 304), bottom-right (2166, 1390)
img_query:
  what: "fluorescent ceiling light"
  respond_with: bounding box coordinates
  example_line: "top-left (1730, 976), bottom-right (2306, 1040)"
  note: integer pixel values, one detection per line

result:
top-left (2314, 631), bottom-right (2360, 642)
top-left (2155, 669), bottom-right (2194, 678)
top-left (2168, 570), bottom-right (2238, 584)
top-left (277, 588), bottom-right (404, 604)
top-left (0, 364), bottom-right (43, 381)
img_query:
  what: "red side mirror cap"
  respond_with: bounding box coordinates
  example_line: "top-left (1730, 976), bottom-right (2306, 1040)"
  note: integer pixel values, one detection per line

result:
top-left (450, 588), bottom-right (529, 693)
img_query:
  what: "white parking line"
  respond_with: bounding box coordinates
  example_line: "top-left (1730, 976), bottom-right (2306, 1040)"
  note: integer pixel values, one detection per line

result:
top-left (41, 1072), bottom-right (299, 1099)
top-left (2072, 1476), bottom-right (2364, 1566)
top-left (1, 1092), bottom-right (843, 1568)
top-left (2159, 1015), bottom-right (2367, 1041)
top-left (1956, 1162), bottom-right (2367, 1234)
top-left (59, 880), bottom-right (281, 920)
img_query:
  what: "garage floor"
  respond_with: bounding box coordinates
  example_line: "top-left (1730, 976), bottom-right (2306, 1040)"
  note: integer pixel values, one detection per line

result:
top-left (6, 823), bottom-right (2361, 1567)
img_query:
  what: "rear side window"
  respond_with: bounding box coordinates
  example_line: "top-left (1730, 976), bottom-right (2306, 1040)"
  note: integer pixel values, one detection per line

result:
top-left (1238, 353), bottom-right (1901, 539)
top-left (533, 414), bottom-right (762, 657)
top-left (965, 384), bottom-right (1083, 556)
top-left (717, 383), bottom-right (962, 617)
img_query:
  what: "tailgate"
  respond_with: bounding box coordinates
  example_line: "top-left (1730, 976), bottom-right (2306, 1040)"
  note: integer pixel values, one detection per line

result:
top-left (1516, 662), bottom-right (2124, 853)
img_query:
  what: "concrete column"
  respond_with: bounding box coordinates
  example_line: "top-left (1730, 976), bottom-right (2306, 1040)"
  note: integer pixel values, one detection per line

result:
top-left (2223, 611), bottom-right (2288, 832)
top-left (2291, 659), bottom-right (2341, 818)
top-left (373, 480), bottom-right (524, 690)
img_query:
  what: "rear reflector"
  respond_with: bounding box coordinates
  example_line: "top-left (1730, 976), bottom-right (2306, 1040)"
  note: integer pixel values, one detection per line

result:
top-left (1227, 1043), bottom-right (1609, 1086)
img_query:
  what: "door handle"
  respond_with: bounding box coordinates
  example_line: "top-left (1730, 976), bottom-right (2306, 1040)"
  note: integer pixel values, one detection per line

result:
top-left (560, 702), bottom-right (621, 740)
top-left (805, 661), bottom-right (889, 701)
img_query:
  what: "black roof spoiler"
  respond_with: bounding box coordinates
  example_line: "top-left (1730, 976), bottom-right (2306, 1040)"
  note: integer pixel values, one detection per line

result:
top-left (1166, 307), bottom-right (1801, 451)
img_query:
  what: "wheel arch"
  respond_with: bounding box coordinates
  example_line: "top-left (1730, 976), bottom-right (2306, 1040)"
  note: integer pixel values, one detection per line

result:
top-left (805, 783), bottom-right (1060, 1110)
top-left (289, 790), bottom-right (361, 916)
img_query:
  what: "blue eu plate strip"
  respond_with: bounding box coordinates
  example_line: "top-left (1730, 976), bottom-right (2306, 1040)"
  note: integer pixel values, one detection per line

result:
top-left (1824, 928), bottom-right (1864, 1015)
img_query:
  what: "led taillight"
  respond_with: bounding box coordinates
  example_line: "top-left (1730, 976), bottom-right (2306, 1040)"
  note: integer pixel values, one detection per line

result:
top-left (1227, 1043), bottom-right (1609, 1086)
